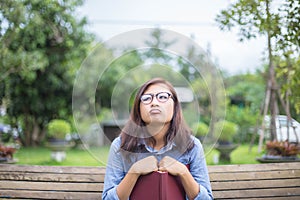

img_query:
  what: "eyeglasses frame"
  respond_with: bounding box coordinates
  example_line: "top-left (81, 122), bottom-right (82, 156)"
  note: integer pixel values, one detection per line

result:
top-left (140, 92), bottom-right (173, 105)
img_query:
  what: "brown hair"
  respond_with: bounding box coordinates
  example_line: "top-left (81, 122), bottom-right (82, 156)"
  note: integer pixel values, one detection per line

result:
top-left (120, 77), bottom-right (194, 153)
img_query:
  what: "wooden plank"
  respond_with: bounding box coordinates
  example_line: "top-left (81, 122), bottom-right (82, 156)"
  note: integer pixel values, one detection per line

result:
top-left (1, 162), bottom-right (298, 174)
top-left (208, 162), bottom-right (300, 173)
top-left (0, 180), bottom-right (104, 191)
top-left (213, 196), bottom-right (300, 200)
top-left (3, 178), bottom-right (298, 194)
top-left (0, 190), bottom-right (102, 200)
top-left (213, 188), bottom-right (300, 199)
top-left (0, 171), bottom-right (104, 182)
top-left (1, 162), bottom-right (298, 173)
top-left (211, 178), bottom-right (300, 190)
top-left (0, 164), bottom-right (105, 174)
top-left (230, 197), bottom-right (300, 200)
top-left (209, 170), bottom-right (300, 181)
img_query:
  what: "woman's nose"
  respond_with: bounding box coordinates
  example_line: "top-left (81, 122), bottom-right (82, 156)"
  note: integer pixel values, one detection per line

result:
top-left (151, 96), bottom-right (160, 105)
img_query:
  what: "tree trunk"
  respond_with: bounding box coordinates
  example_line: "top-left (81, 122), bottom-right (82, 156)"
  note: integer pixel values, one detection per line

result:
top-left (257, 82), bottom-right (271, 153)
top-left (24, 113), bottom-right (32, 147)
top-left (266, 0), bottom-right (277, 142)
top-left (32, 122), bottom-right (40, 146)
top-left (258, 0), bottom-right (277, 153)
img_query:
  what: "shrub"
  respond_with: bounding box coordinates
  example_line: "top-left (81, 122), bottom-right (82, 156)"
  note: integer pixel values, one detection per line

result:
top-left (266, 140), bottom-right (300, 157)
top-left (193, 122), bottom-right (209, 138)
top-left (47, 119), bottom-right (71, 140)
top-left (214, 120), bottom-right (239, 142)
top-left (225, 105), bottom-right (259, 143)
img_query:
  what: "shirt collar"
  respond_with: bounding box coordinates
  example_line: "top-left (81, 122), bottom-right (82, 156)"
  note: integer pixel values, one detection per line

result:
top-left (140, 139), bottom-right (176, 154)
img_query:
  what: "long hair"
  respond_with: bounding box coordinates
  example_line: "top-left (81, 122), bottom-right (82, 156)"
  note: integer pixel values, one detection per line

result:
top-left (120, 78), bottom-right (194, 153)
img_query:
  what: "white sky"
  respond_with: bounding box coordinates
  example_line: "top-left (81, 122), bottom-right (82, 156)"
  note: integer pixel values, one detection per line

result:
top-left (77, 0), bottom-right (267, 75)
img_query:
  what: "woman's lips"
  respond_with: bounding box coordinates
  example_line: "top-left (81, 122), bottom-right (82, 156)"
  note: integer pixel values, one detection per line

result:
top-left (149, 109), bottom-right (161, 114)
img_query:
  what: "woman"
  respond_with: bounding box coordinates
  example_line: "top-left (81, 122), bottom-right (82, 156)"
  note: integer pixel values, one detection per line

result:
top-left (102, 78), bottom-right (213, 200)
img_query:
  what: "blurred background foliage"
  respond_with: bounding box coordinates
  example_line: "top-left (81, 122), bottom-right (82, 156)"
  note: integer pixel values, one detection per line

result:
top-left (0, 0), bottom-right (299, 154)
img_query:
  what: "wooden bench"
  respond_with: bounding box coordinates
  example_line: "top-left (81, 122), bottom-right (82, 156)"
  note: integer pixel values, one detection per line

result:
top-left (0, 162), bottom-right (299, 199)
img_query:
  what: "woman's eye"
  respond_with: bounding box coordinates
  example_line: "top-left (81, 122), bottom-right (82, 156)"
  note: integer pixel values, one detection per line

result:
top-left (158, 94), bottom-right (168, 100)
top-left (145, 97), bottom-right (151, 101)
top-left (141, 95), bottom-right (152, 102)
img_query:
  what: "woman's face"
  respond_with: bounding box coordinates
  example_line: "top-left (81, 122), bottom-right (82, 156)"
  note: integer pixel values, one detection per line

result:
top-left (140, 83), bottom-right (174, 125)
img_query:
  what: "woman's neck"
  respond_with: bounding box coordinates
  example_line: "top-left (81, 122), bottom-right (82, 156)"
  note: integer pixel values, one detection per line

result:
top-left (146, 123), bottom-right (170, 150)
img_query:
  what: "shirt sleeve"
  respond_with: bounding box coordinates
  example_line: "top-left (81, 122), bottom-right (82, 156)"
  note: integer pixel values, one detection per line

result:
top-left (188, 137), bottom-right (214, 200)
top-left (102, 137), bottom-right (125, 200)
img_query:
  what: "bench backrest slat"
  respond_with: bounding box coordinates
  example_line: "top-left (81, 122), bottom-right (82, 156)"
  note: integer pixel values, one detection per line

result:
top-left (0, 171), bottom-right (104, 182)
top-left (210, 170), bottom-right (300, 181)
top-left (212, 178), bottom-right (300, 190)
top-left (214, 188), bottom-right (300, 199)
top-left (1, 180), bottom-right (103, 191)
top-left (1, 190), bottom-right (102, 200)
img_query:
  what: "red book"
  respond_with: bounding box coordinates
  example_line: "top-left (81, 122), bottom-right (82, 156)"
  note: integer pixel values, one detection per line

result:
top-left (130, 171), bottom-right (186, 200)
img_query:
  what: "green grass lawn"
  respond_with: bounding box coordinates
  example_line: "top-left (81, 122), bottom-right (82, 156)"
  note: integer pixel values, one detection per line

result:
top-left (13, 144), bottom-right (263, 166)
top-left (14, 146), bottom-right (110, 166)
top-left (205, 144), bottom-right (263, 165)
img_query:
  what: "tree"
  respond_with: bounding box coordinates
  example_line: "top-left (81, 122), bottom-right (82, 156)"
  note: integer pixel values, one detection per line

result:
top-left (96, 50), bottom-right (142, 110)
top-left (0, 0), bottom-right (93, 146)
top-left (225, 73), bottom-right (265, 143)
top-left (143, 28), bottom-right (176, 63)
top-left (0, 1), bottom-right (45, 82)
top-left (216, 0), bottom-right (300, 151)
top-left (275, 56), bottom-right (300, 120)
top-left (225, 73), bottom-right (265, 110)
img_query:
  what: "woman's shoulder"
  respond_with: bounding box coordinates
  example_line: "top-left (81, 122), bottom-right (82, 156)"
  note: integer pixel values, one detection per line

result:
top-left (190, 135), bottom-right (201, 145)
top-left (186, 135), bottom-right (205, 159)
top-left (189, 135), bottom-right (203, 151)
top-left (110, 135), bottom-right (122, 148)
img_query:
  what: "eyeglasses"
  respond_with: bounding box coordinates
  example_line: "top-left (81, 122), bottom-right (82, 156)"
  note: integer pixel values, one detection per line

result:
top-left (140, 92), bottom-right (173, 105)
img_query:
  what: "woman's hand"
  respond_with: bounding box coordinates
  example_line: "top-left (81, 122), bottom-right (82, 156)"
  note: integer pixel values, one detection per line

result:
top-left (159, 156), bottom-right (200, 199)
top-left (117, 156), bottom-right (158, 200)
top-left (159, 156), bottom-right (189, 176)
top-left (129, 156), bottom-right (158, 175)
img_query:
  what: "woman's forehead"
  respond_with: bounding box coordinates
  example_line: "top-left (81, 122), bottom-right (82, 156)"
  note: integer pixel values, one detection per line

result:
top-left (144, 83), bottom-right (171, 93)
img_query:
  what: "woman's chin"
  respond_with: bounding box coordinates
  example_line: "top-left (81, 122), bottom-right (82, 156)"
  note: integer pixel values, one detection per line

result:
top-left (148, 120), bottom-right (168, 125)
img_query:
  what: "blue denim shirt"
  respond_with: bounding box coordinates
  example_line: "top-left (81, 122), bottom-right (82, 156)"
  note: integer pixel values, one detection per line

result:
top-left (102, 136), bottom-right (213, 200)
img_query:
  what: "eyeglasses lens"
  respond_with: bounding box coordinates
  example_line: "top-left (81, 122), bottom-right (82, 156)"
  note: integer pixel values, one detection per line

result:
top-left (140, 92), bottom-right (171, 104)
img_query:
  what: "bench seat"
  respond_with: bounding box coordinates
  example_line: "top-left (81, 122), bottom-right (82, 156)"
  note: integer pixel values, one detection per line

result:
top-left (0, 162), bottom-right (299, 199)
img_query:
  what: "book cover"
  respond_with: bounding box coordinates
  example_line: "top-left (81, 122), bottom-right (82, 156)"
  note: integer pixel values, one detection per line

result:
top-left (130, 171), bottom-right (185, 200)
